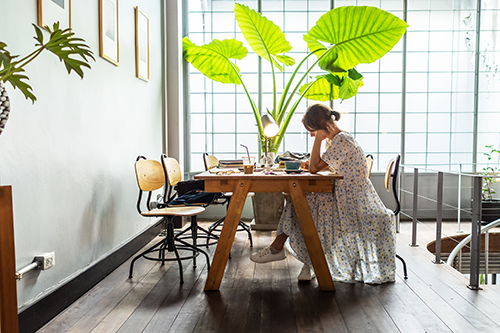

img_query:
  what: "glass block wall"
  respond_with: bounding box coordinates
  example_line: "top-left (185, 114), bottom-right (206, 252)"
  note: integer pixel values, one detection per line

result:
top-left (185, 0), bottom-right (500, 174)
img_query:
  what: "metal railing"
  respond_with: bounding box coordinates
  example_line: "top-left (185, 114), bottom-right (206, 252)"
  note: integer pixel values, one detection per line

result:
top-left (399, 164), bottom-right (500, 289)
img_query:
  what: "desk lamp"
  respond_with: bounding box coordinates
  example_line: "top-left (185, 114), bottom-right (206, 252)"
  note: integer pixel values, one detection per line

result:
top-left (261, 114), bottom-right (279, 171)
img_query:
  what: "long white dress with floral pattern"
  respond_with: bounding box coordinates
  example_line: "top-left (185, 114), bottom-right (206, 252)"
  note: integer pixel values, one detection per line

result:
top-left (277, 131), bottom-right (396, 284)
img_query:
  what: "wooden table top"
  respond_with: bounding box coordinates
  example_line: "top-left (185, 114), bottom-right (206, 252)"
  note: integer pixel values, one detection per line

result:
top-left (195, 170), bottom-right (343, 180)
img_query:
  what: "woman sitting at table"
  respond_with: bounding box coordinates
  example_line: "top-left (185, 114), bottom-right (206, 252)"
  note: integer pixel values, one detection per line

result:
top-left (250, 103), bottom-right (396, 284)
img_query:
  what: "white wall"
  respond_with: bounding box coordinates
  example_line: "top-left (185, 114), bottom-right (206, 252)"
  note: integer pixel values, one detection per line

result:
top-left (0, 0), bottom-right (164, 309)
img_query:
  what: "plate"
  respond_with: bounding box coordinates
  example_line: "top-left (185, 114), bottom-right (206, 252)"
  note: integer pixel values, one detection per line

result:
top-left (285, 169), bottom-right (304, 174)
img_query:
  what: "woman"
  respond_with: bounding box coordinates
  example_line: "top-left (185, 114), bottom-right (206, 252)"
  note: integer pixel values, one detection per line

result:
top-left (250, 103), bottom-right (396, 284)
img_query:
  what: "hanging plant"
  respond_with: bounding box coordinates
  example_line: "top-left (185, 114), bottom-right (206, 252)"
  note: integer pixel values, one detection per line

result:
top-left (0, 22), bottom-right (94, 135)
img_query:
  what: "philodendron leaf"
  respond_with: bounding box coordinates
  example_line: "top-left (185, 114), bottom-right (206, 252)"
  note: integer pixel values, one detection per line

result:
top-left (39, 23), bottom-right (94, 79)
top-left (1, 68), bottom-right (36, 103)
top-left (308, 6), bottom-right (408, 72)
top-left (234, 3), bottom-right (294, 71)
top-left (183, 37), bottom-right (247, 84)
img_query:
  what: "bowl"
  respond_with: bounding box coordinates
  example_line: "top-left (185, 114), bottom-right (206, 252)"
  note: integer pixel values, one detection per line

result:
top-left (285, 160), bottom-right (301, 170)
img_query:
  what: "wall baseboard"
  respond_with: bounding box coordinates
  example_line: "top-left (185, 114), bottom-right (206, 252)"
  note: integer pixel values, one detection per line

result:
top-left (18, 222), bottom-right (163, 333)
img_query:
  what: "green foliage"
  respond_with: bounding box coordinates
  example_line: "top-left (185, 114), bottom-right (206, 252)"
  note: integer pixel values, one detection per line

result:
top-left (183, 4), bottom-right (408, 154)
top-left (0, 22), bottom-right (94, 103)
top-left (482, 145), bottom-right (500, 201)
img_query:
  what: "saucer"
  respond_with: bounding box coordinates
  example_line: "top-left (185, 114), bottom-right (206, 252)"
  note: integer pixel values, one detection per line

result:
top-left (285, 169), bottom-right (304, 174)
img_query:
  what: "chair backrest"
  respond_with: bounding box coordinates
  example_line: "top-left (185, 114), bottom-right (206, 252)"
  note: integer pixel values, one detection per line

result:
top-left (385, 154), bottom-right (401, 215)
top-left (161, 154), bottom-right (183, 187)
top-left (134, 156), bottom-right (165, 214)
top-left (135, 158), bottom-right (165, 192)
top-left (203, 153), bottom-right (219, 171)
top-left (366, 154), bottom-right (374, 178)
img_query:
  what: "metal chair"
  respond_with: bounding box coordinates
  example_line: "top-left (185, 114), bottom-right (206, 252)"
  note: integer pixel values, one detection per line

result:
top-left (161, 154), bottom-right (219, 250)
top-left (385, 154), bottom-right (408, 279)
top-left (129, 156), bottom-right (210, 283)
top-left (203, 153), bottom-right (254, 247)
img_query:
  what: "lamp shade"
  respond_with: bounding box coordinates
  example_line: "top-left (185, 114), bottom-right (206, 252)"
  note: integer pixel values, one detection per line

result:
top-left (261, 114), bottom-right (279, 138)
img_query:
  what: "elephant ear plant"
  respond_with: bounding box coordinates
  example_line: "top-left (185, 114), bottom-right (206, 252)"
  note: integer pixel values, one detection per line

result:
top-left (183, 4), bottom-right (408, 154)
top-left (0, 22), bottom-right (94, 135)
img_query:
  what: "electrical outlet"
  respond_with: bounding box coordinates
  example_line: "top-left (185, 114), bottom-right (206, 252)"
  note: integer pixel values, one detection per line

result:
top-left (34, 252), bottom-right (55, 270)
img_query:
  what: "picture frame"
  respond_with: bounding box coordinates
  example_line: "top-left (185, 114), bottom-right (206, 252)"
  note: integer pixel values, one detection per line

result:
top-left (99, 0), bottom-right (119, 66)
top-left (37, 0), bottom-right (71, 29)
top-left (135, 7), bottom-right (150, 81)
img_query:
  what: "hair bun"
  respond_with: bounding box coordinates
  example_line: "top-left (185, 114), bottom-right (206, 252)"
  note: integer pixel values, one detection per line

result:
top-left (331, 110), bottom-right (341, 121)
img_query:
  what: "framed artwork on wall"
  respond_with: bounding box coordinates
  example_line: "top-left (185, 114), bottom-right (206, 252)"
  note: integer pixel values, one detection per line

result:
top-left (135, 7), bottom-right (150, 81)
top-left (37, 0), bottom-right (71, 29)
top-left (99, 0), bottom-right (119, 66)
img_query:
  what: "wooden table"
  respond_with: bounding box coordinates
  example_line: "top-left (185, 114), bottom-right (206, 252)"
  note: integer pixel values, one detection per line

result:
top-left (195, 170), bottom-right (343, 291)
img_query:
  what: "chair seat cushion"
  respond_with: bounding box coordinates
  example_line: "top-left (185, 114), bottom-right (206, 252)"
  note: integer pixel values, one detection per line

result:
top-left (142, 206), bottom-right (205, 217)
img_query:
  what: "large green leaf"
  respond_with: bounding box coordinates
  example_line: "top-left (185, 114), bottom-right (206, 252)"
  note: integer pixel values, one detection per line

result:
top-left (1, 22), bottom-right (93, 103)
top-left (183, 37), bottom-right (247, 84)
top-left (234, 3), bottom-right (294, 72)
top-left (36, 23), bottom-right (94, 79)
top-left (299, 71), bottom-right (364, 101)
top-left (308, 6), bottom-right (408, 71)
top-left (299, 76), bottom-right (339, 102)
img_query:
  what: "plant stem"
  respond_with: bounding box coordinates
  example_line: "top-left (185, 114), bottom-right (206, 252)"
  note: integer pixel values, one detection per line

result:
top-left (229, 62), bottom-right (263, 139)
top-left (0, 47), bottom-right (44, 82)
top-left (15, 46), bottom-right (45, 69)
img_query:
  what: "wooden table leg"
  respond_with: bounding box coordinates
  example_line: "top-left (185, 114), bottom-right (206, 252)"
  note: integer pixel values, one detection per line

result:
top-left (204, 180), bottom-right (251, 291)
top-left (288, 181), bottom-right (335, 291)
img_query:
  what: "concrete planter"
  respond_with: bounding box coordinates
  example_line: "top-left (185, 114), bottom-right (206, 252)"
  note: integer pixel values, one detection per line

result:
top-left (482, 198), bottom-right (500, 225)
top-left (250, 192), bottom-right (284, 230)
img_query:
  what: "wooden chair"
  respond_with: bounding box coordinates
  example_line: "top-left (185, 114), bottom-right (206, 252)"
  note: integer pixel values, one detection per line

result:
top-left (129, 156), bottom-right (210, 283)
top-left (385, 154), bottom-right (408, 279)
top-left (203, 153), bottom-right (254, 247)
top-left (161, 154), bottom-right (219, 249)
top-left (366, 154), bottom-right (374, 177)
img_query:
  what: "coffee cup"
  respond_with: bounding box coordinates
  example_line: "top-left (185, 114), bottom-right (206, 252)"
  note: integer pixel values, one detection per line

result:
top-left (242, 156), bottom-right (255, 166)
top-left (243, 165), bottom-right (254, 174)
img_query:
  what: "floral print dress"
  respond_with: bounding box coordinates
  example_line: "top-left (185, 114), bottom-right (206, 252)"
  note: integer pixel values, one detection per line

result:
top-left (277, 131), bottom-right (396, 284)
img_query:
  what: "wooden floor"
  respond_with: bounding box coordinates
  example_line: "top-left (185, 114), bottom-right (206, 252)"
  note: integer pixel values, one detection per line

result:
top-left (38, 221), bottom-right (500, 333)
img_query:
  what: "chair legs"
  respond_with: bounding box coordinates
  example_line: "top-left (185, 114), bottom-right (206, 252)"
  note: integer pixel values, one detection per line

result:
top-left (176, 215), bottom-right (219, 253)
top-left (396, 254), bottom-right (408, 279)
top-left (207, 217), bottom-right (253, 247)
top-left (207, 197), bottom-right (253, 247)
top-left (128, 217), bottom-right (210, 284)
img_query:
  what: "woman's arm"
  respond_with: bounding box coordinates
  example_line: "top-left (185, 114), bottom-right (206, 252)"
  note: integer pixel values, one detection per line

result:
top-left (308, 130), bottom-right (329, 174)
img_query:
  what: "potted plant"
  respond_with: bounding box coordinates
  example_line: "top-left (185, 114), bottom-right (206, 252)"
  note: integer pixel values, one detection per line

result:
top-left (0, 22), bottom-right (94, 136)
top-left (183, 3), bottom-right (408, 159)
top-left (183, 4), bottom-right (407, 229)
top-left (481, 145), bottom-right (500, 225)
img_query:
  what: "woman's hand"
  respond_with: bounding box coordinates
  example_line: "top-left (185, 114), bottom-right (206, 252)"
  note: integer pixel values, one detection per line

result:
top-left (314, 129), bottom-right (330, 142)
top-left (300, 160), bottom-right (310, 170)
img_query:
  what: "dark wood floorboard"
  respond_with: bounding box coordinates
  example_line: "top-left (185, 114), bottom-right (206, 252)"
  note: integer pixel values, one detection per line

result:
top-left (38, 221), bottom-right (500, 333)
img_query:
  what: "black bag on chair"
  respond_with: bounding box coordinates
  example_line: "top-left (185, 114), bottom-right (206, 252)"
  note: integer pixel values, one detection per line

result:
top-left (175, 179), bottom-right (205, 196)
top-left (168, 179), bottom-right (221, 207)
top-left (168, 189), bottom-right (221, 206)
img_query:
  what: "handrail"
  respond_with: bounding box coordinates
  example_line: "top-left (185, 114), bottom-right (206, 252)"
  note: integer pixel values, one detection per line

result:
top-left (446, 218), bottom-right (500, 266)
top-left (398, 163), bottom-right (495, 288)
